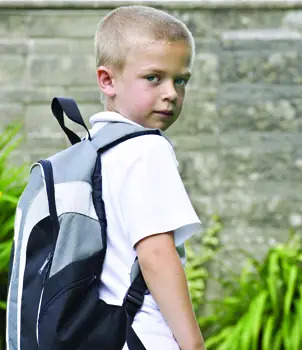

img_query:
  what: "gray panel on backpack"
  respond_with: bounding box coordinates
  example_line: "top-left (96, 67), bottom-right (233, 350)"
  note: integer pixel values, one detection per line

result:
top-left (50, 213), bottom-right (102, 277)
top-left (48, 140), bottom-right (97, 185)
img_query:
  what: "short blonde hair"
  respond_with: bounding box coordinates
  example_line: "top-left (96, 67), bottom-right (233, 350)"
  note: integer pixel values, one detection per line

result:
top-left (94, 5), bottom-right (195, 71)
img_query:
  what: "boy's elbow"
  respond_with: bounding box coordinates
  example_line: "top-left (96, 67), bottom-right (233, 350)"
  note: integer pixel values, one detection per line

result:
top-left (135, 231), bottom-right (177, 272)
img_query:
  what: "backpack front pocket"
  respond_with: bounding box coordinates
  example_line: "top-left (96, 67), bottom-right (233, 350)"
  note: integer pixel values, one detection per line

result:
top-left (38, 274), bottom-right (96, 324)
top-left (37, 253), bottom-right (103, 350)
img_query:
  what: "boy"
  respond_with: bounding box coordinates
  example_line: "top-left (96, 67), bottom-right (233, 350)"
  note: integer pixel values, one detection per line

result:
top-left (91, 5), bottom-right (205, 350)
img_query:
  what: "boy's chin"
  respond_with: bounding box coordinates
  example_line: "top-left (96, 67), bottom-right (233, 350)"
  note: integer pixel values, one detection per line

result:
top-left (153, 121), bottom-right (174, 132)
top-left (160, 118), bottom-right (179, 131)
top-left (159, 124), bottom-right (171, 131)
top-left (149, 115), bottom-right (178, 131)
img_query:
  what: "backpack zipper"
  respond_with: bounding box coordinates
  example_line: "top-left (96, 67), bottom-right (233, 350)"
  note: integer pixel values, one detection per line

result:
top-left (36, 287), bottom-right (44, 346)
top-left (38, 252), bottom-right (53, 287)
top-left (38, 274), bottom-right (96, 323)
top-left (38, 253), bottom-right (53, 275)
top-left (36, 253), bottom-right (53, 346)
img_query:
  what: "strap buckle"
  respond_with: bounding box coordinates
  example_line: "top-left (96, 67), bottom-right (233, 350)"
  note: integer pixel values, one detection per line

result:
top-left (124, 289), bottom-right (144, 316)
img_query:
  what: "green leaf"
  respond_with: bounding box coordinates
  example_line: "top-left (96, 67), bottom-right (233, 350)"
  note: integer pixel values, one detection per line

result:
top-left (220, 322), bottom-right (242, 350)
top-left (205, 326), bottom-right (234, 349)
top-left (291, 311), bottom-right (301, 350)
top-left (282, 313), bottom-right (292, 350)
top-left (0, 123), bottom-right (23, 149)
top-left (185, 217), bottom-right (222, 312)
top-left (0, 300), bottom-right (7, 310)
top-left (186, 268), bottom-right (208, 280)
top-left (262, 315), bottom-right (275, 350)
top-left (234, 314), bottom-right (250, 350)
top-left (0, 193), bottom-right (19, 204)
top-left (0, 136), bottom-right (23, 165)
top-left (297, 287), bottom-right (302, 331)
top-left (266, 252), bottom-right (280, 314)
top-left (251, 290), bottom-right (268, 350)
top-left (284, 264), bottom-right (298, 316)
top-left (0, 240), bottom-right (13, 272)
top-left (0, 216), bottom-right (15, 241)
top-left (273, 329), bottom-right (282, 350)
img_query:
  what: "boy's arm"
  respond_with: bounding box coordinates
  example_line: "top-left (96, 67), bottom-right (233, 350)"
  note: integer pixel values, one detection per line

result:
top-left (135, 231), bottom-right (206, 350)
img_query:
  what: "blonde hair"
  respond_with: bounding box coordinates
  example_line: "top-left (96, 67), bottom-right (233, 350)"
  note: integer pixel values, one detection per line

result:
top-left (94, 5), bottom-right (195, 72)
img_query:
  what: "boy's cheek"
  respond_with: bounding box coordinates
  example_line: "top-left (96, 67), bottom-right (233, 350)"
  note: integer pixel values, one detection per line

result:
top-left (177, 95), bottom-right (185, 108)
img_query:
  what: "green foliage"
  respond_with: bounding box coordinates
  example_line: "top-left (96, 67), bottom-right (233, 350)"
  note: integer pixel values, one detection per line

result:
top-left (186, 215), bottom-right (222, 311)
top-left (199, 230), bottom-right (302, 350)
top-left (0, 124), bottom-right (27, 310)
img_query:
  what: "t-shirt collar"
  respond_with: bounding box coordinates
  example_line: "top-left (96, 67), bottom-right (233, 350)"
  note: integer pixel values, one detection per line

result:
top-left (90, 111), bottom-right (142, 127)
top-left (89, 111), bottom-right (143, 137)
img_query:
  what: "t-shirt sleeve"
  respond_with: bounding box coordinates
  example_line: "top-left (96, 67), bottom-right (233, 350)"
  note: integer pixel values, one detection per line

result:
top-left (119, 135), bottom-right (201, 248)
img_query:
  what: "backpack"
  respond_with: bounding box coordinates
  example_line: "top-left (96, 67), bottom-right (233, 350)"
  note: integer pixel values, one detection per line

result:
top-left (6, 97), bottom-right (166, 350)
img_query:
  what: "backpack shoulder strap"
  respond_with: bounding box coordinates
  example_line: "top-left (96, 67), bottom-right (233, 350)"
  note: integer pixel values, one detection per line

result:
top-left (90, 121), bottom-right (172, 350)
top-left (51, 97), bottom-right (91, 145)
top-left (123, 270), bottom-right (148, 350)
top-left (91, 122), bottom-right (170, 153)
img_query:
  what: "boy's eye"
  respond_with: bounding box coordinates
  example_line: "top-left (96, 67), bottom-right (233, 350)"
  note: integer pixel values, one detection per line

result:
top-left (175, 77), bottom-right (188, 86)
top-left (146, 75), bottom-right (161, 83)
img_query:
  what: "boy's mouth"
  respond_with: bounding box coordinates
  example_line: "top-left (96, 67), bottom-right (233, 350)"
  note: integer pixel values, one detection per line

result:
top-left (154, 110), bottom-right (174, 118)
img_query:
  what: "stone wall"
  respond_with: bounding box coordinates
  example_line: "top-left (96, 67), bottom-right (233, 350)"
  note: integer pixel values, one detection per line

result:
top-left (1, 0), bottom-right (302, 262)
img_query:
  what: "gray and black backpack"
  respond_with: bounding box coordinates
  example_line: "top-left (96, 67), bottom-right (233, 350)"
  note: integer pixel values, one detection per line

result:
top-left (6, 97), bottom-right (165, 350)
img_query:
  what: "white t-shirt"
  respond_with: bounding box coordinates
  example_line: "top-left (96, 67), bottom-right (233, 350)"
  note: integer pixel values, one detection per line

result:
top-left (89, 111), bottom-right (201, 350)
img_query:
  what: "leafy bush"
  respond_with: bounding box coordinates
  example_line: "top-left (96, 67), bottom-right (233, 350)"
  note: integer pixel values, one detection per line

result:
top-left (0, 124), bottom-right (27, 348)
top-left (199, 230), bottom-right (302, 350)
top-left (186, 215), bottom-right (222, 312)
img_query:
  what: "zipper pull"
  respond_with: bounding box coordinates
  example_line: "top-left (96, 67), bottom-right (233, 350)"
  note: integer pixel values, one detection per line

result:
top-left (38, 253), bottom-right (53, 275)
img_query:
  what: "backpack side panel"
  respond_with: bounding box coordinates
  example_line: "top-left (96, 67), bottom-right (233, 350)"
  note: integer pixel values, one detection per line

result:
top-left (6, 165), bottom-right (45, 350)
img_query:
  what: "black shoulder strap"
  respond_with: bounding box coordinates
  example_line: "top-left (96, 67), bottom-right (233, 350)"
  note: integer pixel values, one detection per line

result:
top-left (123, 271), bottom-right (148, 350)
top-left (38, 160), bottom-right (60, 240)
top-left (51, 97), bottom-right (91, 145)
top-left (97, 129), bottom-right (162, 154)
top-left (95, 127), bottom-right (165, 350)
top-left (91, 121), bottom-right (169, 153)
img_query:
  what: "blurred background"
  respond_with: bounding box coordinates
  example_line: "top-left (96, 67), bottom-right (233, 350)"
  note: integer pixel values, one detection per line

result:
top-left (1, 0), bottom-right (302, 349)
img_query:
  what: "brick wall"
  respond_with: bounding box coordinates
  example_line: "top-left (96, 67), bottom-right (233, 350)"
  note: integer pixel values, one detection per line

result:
top-left (1, 0), bottom-right (302, 262)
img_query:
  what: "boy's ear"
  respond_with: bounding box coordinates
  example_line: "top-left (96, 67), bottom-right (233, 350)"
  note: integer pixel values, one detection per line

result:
top-left (96, 66), bottom-right (116, 97)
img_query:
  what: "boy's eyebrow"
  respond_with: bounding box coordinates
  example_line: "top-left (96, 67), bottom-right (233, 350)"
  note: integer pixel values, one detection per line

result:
top-left (179, 71), bottom-right (191, 79)
top-left (141, 68), bottom-right (191, 78)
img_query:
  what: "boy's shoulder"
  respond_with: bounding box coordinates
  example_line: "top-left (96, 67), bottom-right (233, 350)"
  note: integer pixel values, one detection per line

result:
top-left (114, 131), bottom-right (175, 160)
top-left (100, 128), bottom-right (178, 171)
top-left (89, 115), bottom-right (177, 165)
top-left (130, 132), bottom-right (173, 151)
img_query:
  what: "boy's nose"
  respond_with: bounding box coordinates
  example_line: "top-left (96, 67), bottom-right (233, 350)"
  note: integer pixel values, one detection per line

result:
top-left (161, 81), bottom-right (178, 102)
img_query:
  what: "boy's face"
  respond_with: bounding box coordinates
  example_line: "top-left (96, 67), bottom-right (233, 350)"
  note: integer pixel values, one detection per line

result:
top-left (110, 41), bottom-right (192, 131)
